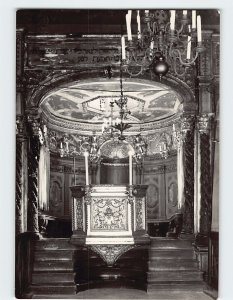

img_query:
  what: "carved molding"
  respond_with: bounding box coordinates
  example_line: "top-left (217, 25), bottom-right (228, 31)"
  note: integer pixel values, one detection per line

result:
top-left (91, 244), bottom-right (135, 266)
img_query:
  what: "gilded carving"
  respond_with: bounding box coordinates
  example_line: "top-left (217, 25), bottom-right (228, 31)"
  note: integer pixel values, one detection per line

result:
top-left (91, 245), bottom-right (135, 266)
top-left (91, 198), bottom-right (127, 231)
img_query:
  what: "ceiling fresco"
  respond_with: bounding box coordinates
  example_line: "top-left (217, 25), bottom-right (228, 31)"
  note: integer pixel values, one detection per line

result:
top-left (40, 78), bottom-right (182, 124)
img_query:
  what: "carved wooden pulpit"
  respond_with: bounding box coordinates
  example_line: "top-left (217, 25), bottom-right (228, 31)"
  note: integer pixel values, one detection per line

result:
top-left (70, 184), bottom-right (149, 265)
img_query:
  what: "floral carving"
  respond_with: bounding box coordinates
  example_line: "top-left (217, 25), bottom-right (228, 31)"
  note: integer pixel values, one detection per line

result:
top-left (91, 245), bottom-right (135, 266)
top-left (135, 198), bottom-right (144, 230)
top-left (91, 198), bottom-right (127, 231)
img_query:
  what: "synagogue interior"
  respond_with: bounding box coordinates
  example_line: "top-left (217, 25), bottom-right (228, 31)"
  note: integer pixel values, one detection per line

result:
top-left (15, 9), bottom-right (219, 299)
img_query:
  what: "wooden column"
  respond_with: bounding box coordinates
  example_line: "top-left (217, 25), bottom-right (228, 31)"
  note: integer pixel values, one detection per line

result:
top-left (181, 115), bottom-right (195, 234)
top-left (16, 29), bottom-right (27, 235)
top-left (196, 114), bottom-right (212, 245)
top-left (16, 116), bottom-right (27, 235)
top-left (27, 114), bottom-right (41, 234)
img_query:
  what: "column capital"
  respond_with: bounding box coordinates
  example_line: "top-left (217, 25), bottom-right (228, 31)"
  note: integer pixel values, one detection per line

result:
top-left (180, 114), bottom-right (195, 133)
top-left (197, 113), bottom-right (214, 133)
top-left (16, 115), bottom-right (27, 138)
top-left (27, 110), bottom-right (41, 137)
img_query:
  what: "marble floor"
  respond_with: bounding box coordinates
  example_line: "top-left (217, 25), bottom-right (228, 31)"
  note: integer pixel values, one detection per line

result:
top-left (33, 288), bottom-right (215, 299)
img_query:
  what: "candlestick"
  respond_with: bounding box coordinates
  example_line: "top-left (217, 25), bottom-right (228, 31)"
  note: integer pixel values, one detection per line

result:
top-left (192, 10), bottom-right (196, 29)
top-left (197, 15), bottom-right (202, 42)
top-left (187, 36), bottom-right (191, 59)
top-left (170, 10), bottom-right (176, 31)
top-left (128, 151), bottom-right (133, 185)
top-left (137, 10), bottom-right (141, 39)
top-left (84, 152), bottom-right (89, 185)
top-left (121, 36), bottom-right (126, 59)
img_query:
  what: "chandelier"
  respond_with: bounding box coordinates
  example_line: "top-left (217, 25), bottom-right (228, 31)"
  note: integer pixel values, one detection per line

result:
top-left (102, 61), bottom-right (131, 140)
top-left (121, 9), bottom-right (205, 79)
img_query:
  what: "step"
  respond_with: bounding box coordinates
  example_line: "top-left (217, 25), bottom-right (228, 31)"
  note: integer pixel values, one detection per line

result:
top-left (147, 282), bottom-right (205, 292)
top-left (148, 258), bottom-right (197, 270)
top-left (149, 249), bottom-right (195, 259)
top-left (148, 270), bottom-right (203, 282)
top-left (34, 260), bottom-right (73, 272)
top-left (32, 272), bottom-right (75, 284)
top-left (34, 250), bottom-right (74, 261)
top-left (28, 283), bottom-right (76, 295)
top-left (35, 238), bottom-right (76, 250)
top-left (150, 238), bottom-right (193, 249)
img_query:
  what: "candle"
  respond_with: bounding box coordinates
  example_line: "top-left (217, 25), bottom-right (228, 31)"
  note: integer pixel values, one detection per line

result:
top-left (150, 40), bottom-right (154, 50)
top-left (128, 151), bottom-right (133, 185)
top-left (137, 10), bottom-right (141, 39)
top-left (170, 10), bottom-right (176, 31)
top-left (187, 36), bottom-right (191, 59)
top-left (197, 15), bottom-right (202, 42)
top-left (126, 11), bottom-right (132, 41)
top-left (60, 142), bottom-right (63, 149)
top-left (121, 36), bottom-right (126, 59)
top-left (84, 152), bottom-right (89, 185)
top-left (183, 10), bottom-right (187, 16)
top-left (192, 10), bottom-right (196, 29)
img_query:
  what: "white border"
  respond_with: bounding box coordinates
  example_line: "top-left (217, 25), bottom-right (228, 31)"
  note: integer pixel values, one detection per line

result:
top-left (1, 1), bottom-right (233, 299)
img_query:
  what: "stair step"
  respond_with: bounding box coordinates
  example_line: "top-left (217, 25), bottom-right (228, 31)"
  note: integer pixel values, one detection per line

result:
top-left (150, 238), bottom-right (193, 249)
top-left (34, 250), bottom-right (74, 261)
top-left (35, 238), bottom-right (76, 250)
top-left (32, 272), bottom-right (75, 284)
top-left (148, 259), bottom-right (197, 269)
top-left (149, 249), bottom-right (195, 259)
top-left (28, 284), bottom-right (76, 295)
top-left (34, 260), bottom-right (73, 272)
top-left (147, 282), bottom-right (205, 292)
top-left (148, 270), bottom-right (203, 282)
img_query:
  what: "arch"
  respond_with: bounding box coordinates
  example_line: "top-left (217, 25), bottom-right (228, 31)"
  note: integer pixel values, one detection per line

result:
top-left (27, 69), bottom-right (197, 115)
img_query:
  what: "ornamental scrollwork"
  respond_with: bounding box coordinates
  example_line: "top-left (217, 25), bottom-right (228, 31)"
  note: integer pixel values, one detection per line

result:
top-left (91, 245), bottom-right (135, 266)
top-left (91, 198), bottom-right (127, 231)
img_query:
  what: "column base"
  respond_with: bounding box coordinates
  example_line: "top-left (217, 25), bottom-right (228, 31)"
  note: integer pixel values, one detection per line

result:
top-left (70, 230), bottom-right (86, 246)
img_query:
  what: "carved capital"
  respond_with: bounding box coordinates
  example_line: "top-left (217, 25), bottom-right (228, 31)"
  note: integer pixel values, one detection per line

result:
top-left (16, 115), bottom-right (27, 138)
top-left (181, 115), bottom-right (195, 133)
top-left (27, 110), bottom-right (41, 137)
top-left (198, 114), bottom-right (214, 133)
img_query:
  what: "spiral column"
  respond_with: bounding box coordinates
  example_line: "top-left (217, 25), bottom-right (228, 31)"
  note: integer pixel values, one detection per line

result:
top-left (27, 115), bottom-right (41, 234)
top-left (196, 114), bottom-right (213, 245)
top-left (181, 115), bottom-right (195, 234)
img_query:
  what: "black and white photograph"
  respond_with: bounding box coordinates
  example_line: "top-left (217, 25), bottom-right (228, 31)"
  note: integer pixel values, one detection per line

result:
top-left (13, 7), bottom-right (220, 300)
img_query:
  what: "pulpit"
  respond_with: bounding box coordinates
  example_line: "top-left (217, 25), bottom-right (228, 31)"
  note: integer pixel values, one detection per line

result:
top-left (70, 184), bottom-right (149, 247)
top-left (70, 184), bottom-right (149, 291)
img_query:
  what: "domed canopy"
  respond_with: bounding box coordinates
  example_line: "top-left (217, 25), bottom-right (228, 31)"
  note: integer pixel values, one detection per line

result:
top-left (100, 140), bottom-right (134, 159)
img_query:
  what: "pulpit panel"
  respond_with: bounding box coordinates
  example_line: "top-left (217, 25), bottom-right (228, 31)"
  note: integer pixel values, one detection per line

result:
top-left (49, 172), bottom-right (64, 216)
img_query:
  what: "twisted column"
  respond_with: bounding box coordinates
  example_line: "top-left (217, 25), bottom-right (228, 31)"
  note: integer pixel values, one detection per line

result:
top-left (196, 114), bottom-right (212, 244)
top-left (27, 115), bottom-right (41, 234)
top-left (16, 116), bottom-right (26, 235)
top-left (181, 115), bottom-right (195, 234)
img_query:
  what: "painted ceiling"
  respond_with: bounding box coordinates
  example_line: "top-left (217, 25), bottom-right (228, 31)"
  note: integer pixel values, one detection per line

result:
top-left (40, 78), bottom-right (182, 124)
